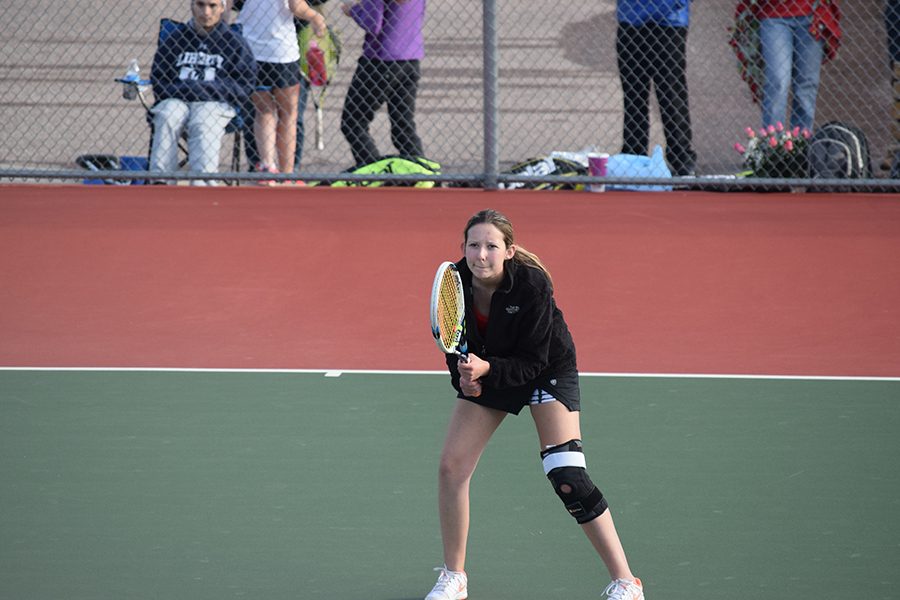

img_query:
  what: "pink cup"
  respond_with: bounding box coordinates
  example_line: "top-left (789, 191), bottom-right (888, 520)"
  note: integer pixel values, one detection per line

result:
top-left (587, 153), bottom-right (609, 192)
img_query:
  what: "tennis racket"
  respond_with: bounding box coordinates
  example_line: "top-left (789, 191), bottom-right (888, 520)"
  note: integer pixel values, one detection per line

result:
top-left (430, 261), bottom-right (469, 361)
top-left (312, 91), bottom-right (326, 151)
top-left (299, 23), bottom-right (341, 151)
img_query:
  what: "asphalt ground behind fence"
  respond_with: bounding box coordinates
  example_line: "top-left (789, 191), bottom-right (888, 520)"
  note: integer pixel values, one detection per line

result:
top-left (1, 184), bottom-right (899, 599)
top-left (1, 0), bottom-right (895, 176)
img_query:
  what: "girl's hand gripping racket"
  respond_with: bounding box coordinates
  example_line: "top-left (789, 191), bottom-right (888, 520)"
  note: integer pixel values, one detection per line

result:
top-left (430, 261), bottom-right (469, 361)
top-left (431, 262), bottom-right (482, 398)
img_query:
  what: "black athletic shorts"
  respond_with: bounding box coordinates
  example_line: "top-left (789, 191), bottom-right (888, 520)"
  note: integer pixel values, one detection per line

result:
top-left (459, 372), bottom-right (581, 415)
top-left (255, 60), bottom-right (301, 91)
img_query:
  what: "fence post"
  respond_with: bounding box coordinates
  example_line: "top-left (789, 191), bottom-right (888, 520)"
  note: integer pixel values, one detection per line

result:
top-left (482, 0), bottom-right (499, 189)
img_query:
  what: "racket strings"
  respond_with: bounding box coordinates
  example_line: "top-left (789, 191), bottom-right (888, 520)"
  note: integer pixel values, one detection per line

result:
top-left (437, 272), bottom-right (463, 348)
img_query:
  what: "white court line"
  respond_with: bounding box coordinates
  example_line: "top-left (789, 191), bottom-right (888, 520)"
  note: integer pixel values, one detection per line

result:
top-left (0, 366), bottom-right (898, 382)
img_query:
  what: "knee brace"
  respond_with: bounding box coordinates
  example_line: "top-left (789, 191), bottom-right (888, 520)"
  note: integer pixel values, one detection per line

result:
top-left (540, 439), bottom-right (608, 524)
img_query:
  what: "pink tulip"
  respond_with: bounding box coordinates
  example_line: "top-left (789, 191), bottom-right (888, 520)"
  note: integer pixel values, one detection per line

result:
top-left (784, 140), bottom-right (794, 152)
top-left (792, 126), bottom-right (801, 137)
top-left (767, 124), bottom-right (776, 135)
top-left (734, 143), bottom-right (747, 154)
top-left (744, 127), bottom-right (756, 138)
top-left (769, 136), bottom-right (778, 148)
top-left (776, 121), bottom-right (785, 132)
top-left (802, 128), bottom-right (812, 139)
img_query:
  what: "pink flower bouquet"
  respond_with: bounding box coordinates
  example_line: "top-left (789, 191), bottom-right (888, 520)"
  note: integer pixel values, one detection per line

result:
top-left (733, 124), bottom-right (811, 178)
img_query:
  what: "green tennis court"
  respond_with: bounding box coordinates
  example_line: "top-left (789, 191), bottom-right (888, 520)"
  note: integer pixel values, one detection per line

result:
top-left (2, 369), bottom-right (897, 600)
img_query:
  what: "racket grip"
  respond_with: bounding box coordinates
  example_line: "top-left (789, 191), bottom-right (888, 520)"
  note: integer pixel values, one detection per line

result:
top-left (316, 108), bottom-right (324, 150)
top-left (455, 351), bottom-right (480, 396)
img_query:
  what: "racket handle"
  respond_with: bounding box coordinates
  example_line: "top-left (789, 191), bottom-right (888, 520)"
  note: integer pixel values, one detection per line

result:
top-left (316, 107), bottom-right (324, 150)
top-left (455, 350), bottom-right (480, 396)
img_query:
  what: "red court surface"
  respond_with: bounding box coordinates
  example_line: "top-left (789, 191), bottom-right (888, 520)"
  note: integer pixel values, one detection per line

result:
top-left (1, 184), bottom-right (898, 377)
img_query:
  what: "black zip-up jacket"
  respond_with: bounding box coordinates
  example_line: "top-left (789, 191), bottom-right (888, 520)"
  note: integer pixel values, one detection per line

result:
top-left (446, 258), bottom-right (578, 406)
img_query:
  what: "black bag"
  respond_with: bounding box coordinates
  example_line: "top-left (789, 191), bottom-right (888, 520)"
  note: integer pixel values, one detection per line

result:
top-left (807, 121), bottom-right (873, 180)
top-left (497, 156), bottom-right (587, 190)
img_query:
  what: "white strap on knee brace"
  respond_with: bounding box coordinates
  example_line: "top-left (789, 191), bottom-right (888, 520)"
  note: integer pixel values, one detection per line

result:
top-left (541, 451), bottom-right (586, 475)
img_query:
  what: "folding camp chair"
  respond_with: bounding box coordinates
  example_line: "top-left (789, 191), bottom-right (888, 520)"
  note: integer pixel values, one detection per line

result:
top-left (117, 18), bottom-right (245, 181)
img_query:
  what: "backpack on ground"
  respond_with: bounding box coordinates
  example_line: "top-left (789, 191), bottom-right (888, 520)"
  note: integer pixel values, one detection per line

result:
top-left (497, 156), bottom-right (588, 190)
top-left (325, 155), bottom-right (441, 187)
top-left (808, 121), bottom-right (873, 180)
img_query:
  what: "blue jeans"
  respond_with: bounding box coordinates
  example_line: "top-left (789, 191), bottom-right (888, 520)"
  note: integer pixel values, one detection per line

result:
top-left (760, 16), bottom-right (823, 131)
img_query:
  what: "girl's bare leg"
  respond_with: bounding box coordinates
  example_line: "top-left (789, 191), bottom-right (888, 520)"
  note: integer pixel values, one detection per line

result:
top-left (530, 401), bottom-right (636, 581)
top-left (251, 90), bottom-right (277, 169)
top-left (273, 84), bottom-right (299, 174)
top-left (438, 399), bottom-right (505, 571)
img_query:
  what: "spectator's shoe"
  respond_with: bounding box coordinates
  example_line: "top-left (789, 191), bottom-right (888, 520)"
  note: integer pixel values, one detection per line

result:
top-left (888, 149), bottom-right (900, 179)
top-left (254, 163), bottom-right (278, 186)
top-left (603, 578), bottom-right (644, 600)
top-left (673, 163), bottom-right (696, 177)
top-left (280, 179), bottom-right (306, 187)
top-left (424, 566), bottom-right (467, 600)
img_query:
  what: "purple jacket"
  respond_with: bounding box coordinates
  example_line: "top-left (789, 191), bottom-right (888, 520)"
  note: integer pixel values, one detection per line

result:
top-left (349, 0), bottom-right (425, 61)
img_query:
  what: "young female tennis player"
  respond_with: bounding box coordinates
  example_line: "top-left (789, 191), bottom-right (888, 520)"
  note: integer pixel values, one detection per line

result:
top-left (425, 209), bottom-right (644, 600)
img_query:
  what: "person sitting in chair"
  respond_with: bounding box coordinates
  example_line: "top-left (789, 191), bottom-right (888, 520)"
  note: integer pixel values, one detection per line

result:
top-left (149, 0), bottom-right (257, 185)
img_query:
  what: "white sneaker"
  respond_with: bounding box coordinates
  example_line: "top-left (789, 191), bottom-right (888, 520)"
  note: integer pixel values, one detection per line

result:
top-left (424, 565), bottom-right (468, 600)
top-left (603, 577), bottom-right (644, 600)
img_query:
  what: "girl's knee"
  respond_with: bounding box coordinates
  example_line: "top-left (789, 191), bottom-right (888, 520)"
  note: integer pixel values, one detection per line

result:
top-left (438, 454), bottom-right (475, 487)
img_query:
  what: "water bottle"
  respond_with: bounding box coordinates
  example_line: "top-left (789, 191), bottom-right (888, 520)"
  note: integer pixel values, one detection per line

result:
top-left (122, 59), bottom-right (140, 100)
top-left (306, 41), bottom-right (327, 86)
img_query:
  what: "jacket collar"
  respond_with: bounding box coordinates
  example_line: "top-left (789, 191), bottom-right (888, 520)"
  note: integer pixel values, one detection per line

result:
top-left (497, 258), bottom-right (517, 294)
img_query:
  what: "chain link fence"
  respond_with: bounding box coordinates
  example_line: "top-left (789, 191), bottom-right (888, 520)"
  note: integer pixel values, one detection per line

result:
top-left (1, 0), bottom-right (898, 188)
